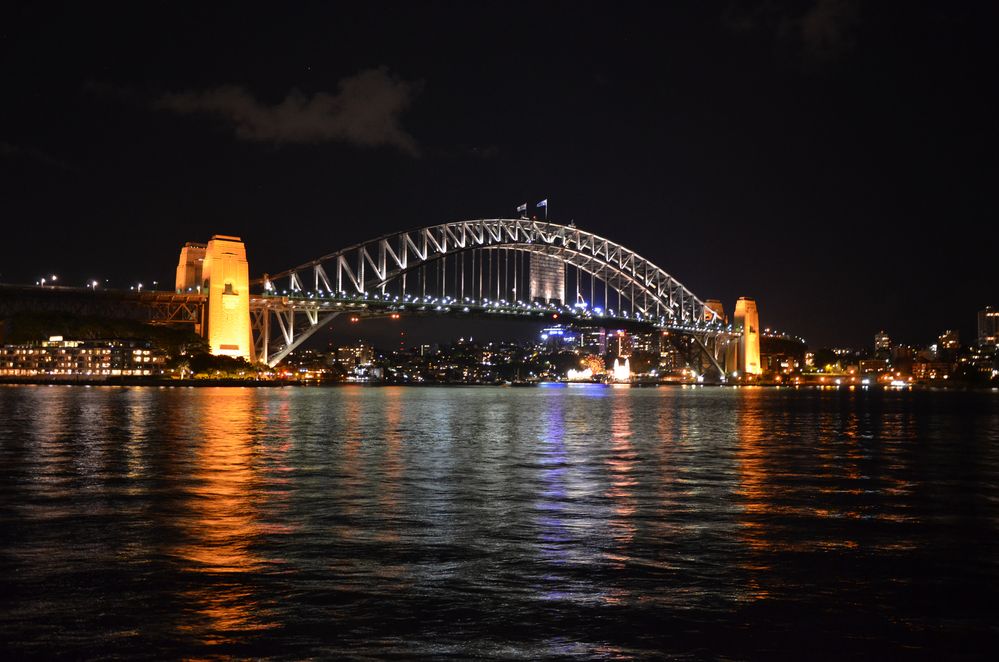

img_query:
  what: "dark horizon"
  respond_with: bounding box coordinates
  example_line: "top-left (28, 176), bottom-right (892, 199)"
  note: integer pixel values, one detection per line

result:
top-left (1, 2), bottom-right (996, 349)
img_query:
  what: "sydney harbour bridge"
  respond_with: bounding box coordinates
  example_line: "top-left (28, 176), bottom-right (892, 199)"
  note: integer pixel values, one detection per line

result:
top-left (0, 220), bottom-right (761, 378)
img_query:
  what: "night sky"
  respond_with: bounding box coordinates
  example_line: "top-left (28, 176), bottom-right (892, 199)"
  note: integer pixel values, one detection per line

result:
top-left (1, 1), bottom-right (996, 348)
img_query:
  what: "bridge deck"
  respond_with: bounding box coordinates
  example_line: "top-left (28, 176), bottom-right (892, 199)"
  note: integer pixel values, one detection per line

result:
top-left (0, 284), bottom-right (206, 325)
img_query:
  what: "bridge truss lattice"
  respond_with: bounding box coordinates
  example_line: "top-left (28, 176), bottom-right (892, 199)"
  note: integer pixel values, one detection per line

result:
top-left (249, 219), bottom-right (732, 369)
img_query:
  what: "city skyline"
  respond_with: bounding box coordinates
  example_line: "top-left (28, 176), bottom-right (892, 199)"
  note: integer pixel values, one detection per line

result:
top-left (2, 3), bottom-right (996, 348)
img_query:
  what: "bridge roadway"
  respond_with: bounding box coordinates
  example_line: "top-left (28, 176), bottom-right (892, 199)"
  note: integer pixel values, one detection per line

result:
top-left (0, 284), bottom-right (206, 326)
top-left (0, 283), bottom-right (734, 332)
top-left (255, 290), bottom-right (731, 333)
top-left (1, 283), bottom-right (729, 334)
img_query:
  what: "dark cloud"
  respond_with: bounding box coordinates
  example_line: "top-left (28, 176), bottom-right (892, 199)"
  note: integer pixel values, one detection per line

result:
top-left (799, 0), bottom-right (860, 60)
top-left (156, 67), bottom-right (422, 155)
top-left (724, 0), bottom-right (861, 62)
top-left (0, 141), bottom-right (76, 171)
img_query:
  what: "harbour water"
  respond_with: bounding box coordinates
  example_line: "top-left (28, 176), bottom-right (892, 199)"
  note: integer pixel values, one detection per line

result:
top-left (1, 384), bottom-right (998, 659)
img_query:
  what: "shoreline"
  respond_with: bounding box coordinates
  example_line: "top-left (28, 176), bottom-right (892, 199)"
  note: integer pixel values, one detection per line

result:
top-left (1, 378), bottom-right (995, 391)
top-left (0, 377), bottom-right (285, 387)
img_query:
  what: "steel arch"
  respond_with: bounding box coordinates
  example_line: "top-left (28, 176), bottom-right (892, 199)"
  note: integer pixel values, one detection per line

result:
top-left (255, 219), bottom-right (719, 324)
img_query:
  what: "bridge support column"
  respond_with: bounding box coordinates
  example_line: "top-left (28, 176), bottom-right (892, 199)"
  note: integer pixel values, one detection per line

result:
top-left (250, 307), bottom-right (340, 368)
top-left (202, 235), bottom-right (254, 362)
top-left (728, 297), bottom-right (761, 376)
top-left (692, 335), bottom-right (727, 382)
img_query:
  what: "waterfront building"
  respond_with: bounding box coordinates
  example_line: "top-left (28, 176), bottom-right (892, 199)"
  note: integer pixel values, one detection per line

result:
top-left (888, 345), bottom-right (914, 375)
top-left (912, 360), bottom-right (951, 382)
top-left (658, 341), bottom-right (687, 374)
top-left (859, 358), bottom-right (890, 375)
top-left (332, 342), bottom-right (374, 368)
top-left (979, 307), bottom-right (998, 347)
top-left (0, 336), bottom-right (166, 378)
top-left (938, 329), bottom-right (960, 352)
top-left (957, 345), bottom-right (999, 379)
top-left (936, 329), bottom-right (960, 362)
top-left (874, 331), bottom-right (891, 359)
top-left (579, 328), bottom-right (607, 355)
top-left (629, 332), bottom-right (660, 354)
top-left (763, 352), bottom-right (801, 375)
top-left (540, 325), bottom-right (577, 349)
top-left (613, 330), bottom-right (632, 358)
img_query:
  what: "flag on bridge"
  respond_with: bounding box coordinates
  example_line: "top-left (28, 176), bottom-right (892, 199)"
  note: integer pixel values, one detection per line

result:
top-left (516, 202), bottom-right (527, 214)
top-left (536, 199), bottom-right (547, 208)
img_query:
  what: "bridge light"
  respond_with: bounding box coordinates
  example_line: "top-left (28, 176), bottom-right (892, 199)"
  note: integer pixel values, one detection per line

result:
top-left (552, 313), bottom-right (558, 320)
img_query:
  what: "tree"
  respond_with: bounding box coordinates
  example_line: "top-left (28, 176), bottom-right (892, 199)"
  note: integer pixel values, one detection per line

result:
top-left (812, 348), bottom-right (838, 371)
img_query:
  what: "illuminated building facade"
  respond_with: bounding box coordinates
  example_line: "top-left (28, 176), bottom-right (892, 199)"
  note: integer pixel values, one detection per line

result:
top-left (659, 339), bottom-right (686, 373)
top-left (540, 325), bottom-right (576, 348)
top-left (529, 253), bottom-right (565, 303)
top-left (912, 360), bottom-right (951, 381)
top-left (936, 329), bottom-right (960, 362)
top-left (175, 242), bottom-right (207, 292)
top-left (331, 342), bottom-right (374, 368)
top-left (726, 297), bottom-right (761, 375)
top-left (859, 358), bottom-right (889, 375)
top-left (614, 330), bottom-right (632, 357)
top-left (579, 328), bottom-right (607, 355)
top-left (874, 330), bottom-right (891, 358)
top-left (0, 336), bottom-right (166, 378)
top-left (201, 235), bottom-right (254, 361)
top-left (938, 329), bottom-right (960, 351)
top-left (979, 307), bottom-right (998, 347)
top-left (620, 331), bottom-right (661, 354)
